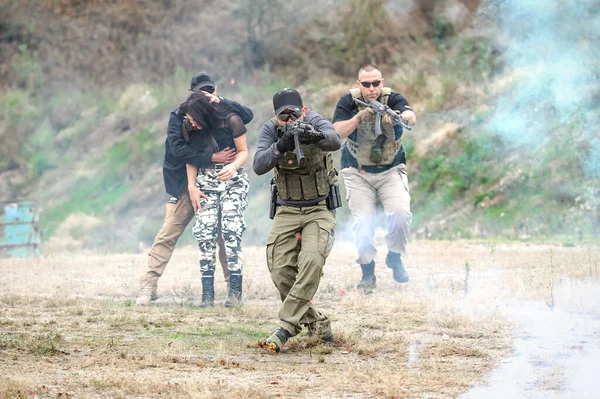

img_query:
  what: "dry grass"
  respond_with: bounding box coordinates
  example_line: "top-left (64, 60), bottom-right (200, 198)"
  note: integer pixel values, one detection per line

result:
top-left (0, 239), bottom-right (598, 398)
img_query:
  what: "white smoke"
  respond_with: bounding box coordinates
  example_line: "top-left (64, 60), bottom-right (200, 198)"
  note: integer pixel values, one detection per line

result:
top-left (459, 2), bottom-right (600, 395)
top-left (482, 0), bottom-right (599, 150)
top-left (461, 279), bottom-right (600, 398)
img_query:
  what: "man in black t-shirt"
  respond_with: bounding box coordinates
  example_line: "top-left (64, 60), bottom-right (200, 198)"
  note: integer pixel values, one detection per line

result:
top-left (333, 64), bottom-right (416, 290)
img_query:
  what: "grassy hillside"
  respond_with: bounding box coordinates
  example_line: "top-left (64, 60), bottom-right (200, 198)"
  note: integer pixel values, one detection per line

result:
top-left (1, 0), bottom-right (598, 253)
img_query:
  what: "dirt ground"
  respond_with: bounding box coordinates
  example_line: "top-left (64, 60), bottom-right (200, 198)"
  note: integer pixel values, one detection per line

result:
top-left (0, 239), bottom-right (598, 398)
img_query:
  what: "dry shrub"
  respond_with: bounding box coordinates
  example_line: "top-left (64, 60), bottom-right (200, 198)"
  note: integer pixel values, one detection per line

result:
top-left (43, 213), bottom-right (103, 253)
top-left (0, 378), bottom-right (42, 399)
top-left (116, 84), bottom-right (158, 116)
top-left (1, 0), bottom-right (481, 94)
top-left (426, 341), bottom-right (487, 358)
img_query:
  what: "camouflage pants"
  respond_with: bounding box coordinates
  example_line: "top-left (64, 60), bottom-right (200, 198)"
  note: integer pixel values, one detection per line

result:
top-left (192, 168), bottom-right (249, 277)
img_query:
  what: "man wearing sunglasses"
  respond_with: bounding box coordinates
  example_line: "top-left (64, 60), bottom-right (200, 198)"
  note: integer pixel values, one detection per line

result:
top-left (333, 64), bottom-right (417, 290)
top-left (136, 71), bottom-right (254, 306)
top-left (253, 89), bottom-right (341, 352)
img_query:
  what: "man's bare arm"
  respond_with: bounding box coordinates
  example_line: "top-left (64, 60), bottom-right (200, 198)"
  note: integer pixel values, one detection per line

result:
top-left (333, 117), bottom-right (359, 139)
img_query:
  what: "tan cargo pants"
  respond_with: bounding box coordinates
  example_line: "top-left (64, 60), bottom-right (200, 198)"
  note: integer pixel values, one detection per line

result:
top-left (339, 164), bottom-right (412, 264)
top-left (140, 189), bottom-right (229, 288)
top-left (266, 203), bottom-right (335, 336)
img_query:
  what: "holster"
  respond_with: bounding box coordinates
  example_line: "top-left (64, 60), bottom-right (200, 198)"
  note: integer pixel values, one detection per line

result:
top-left (269, 180), bottom-right (278, 220)
top-left (326, 184), bottom-right (342, 211)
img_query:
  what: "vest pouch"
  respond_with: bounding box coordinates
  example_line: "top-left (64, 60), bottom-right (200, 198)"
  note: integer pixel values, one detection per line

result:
top-left (300, 173), bottom-right (319, 199)
top-left (283, 173), bottom-right (303, 200)
top-left (370, 148), bottom-right (383, 163)
top-left (276, 143), bottom-right (336, 201)
top-left (283, 151), bottom-right (300, 169)
top-left (327, 169), bottom-right (338, 186)
top-left (316, 169), bottom-right (329, 196)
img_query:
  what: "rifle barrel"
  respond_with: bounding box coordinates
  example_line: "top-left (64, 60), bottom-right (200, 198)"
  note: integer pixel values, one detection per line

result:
top-left (354, 98), bottom-right (369, 107)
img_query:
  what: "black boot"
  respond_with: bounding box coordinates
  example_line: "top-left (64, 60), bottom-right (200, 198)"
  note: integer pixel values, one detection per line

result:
top-left (200, 275), bottom-right (215, 307)
top-left (356, 261), bottom-right (376, 290)
top-left (224, 274), bottom-right (242, 307)
top-left (386, 251), bottom-right (409, 283)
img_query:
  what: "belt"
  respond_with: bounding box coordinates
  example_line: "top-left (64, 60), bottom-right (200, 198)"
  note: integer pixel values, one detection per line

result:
top-left (200, 163), bottom-right (225, 173)
top-left (277, 199), bottom-right (327, 208)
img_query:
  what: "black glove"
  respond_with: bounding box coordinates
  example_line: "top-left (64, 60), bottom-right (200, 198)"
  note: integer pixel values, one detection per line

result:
top-left (276, 128), bottom-right (295, 153)
top-left (294, 121), bottom-right (325, 144)
top-left (300, 127), bottom-right (326, 144)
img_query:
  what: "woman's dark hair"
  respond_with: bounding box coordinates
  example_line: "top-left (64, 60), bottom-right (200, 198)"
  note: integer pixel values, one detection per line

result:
top-left (179, 91), bottom-right (232, 130)
top-left (179, 91), bottom-right (234, 155)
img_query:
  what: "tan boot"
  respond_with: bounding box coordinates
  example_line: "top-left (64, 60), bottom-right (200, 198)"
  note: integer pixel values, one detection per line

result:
top-left (136, 286), bottom-right (158, 305)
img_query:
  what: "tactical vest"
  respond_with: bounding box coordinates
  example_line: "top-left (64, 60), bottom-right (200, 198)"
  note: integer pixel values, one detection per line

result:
top-left (346, 87), bottom-right (403, 166)
top-left (271, 117), bottom-right (338, 201)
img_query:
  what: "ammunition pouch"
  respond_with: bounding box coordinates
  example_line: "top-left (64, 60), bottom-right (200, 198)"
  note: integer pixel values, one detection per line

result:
top-left (370, 148), bottom-right (383, 164)
top-left (326, 184), bottom-right (342, 211)
top-left (370, 134), bottom-right (388, 163)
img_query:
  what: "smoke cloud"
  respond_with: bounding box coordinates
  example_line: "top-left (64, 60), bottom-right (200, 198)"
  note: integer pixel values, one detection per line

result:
top-left (461, 280), bottom-right (600, 398)
top-left (459, 2), bottom-right (600, 396)
top-left (483, 0), bottom-right (599, 157)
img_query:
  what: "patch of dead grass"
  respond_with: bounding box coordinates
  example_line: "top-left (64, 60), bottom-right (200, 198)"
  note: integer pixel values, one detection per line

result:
top-left (0, 240), bottom-right (597, 397)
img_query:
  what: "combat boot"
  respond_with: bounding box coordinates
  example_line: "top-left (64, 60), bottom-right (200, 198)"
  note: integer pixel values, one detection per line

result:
top-left (136, 286), bottom-right (157, 306)
top-left (307, 322), bottom-right (334, 343)
top-left (356, 261), bottom-right (377, 290)
top-left (266, 327), bottom-right (291, 353)
top-left (386, 251), bottom-right (409, 283)
top-left (224, 274), bottom-right (242, 307)
top-left (200, 275), bottom-right (215, 307)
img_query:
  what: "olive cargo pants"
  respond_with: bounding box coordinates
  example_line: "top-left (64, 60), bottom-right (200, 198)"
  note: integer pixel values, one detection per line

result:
top-left (266, 203), bottom-right (335, 336)
top-left (140, 189), bottom-right (229, 288)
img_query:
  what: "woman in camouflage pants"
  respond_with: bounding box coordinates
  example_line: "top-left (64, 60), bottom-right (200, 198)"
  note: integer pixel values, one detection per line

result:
top-left (181, 92), bottom-right (250, 307)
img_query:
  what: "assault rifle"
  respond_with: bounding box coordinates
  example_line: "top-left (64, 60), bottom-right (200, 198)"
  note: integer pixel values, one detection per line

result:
top-left (354, 98), bottom-right (412, 139)
top-left (292, 130), bottom-right (305, 166)
top-left (286, 120), bottom-right (324, 166)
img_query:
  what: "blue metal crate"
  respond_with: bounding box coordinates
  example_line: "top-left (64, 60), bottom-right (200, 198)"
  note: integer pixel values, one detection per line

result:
top-left (1, 200), bottom-right (40, 257)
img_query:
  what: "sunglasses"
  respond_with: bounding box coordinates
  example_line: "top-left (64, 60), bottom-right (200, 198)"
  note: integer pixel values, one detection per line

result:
top-left (358, 80), bottom-right (382, 88)
top-left (277, 110), bottom-right (303, 122)
top-left (197, 86), bottom-right (215, 94)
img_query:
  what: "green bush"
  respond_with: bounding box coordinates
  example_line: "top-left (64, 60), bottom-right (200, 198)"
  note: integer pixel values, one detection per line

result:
top-left (432, 16), bottom-right (455, 44)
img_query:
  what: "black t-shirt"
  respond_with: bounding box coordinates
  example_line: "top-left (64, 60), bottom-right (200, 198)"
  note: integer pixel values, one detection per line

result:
top-left (188, 114), bottom-right (246, 161)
